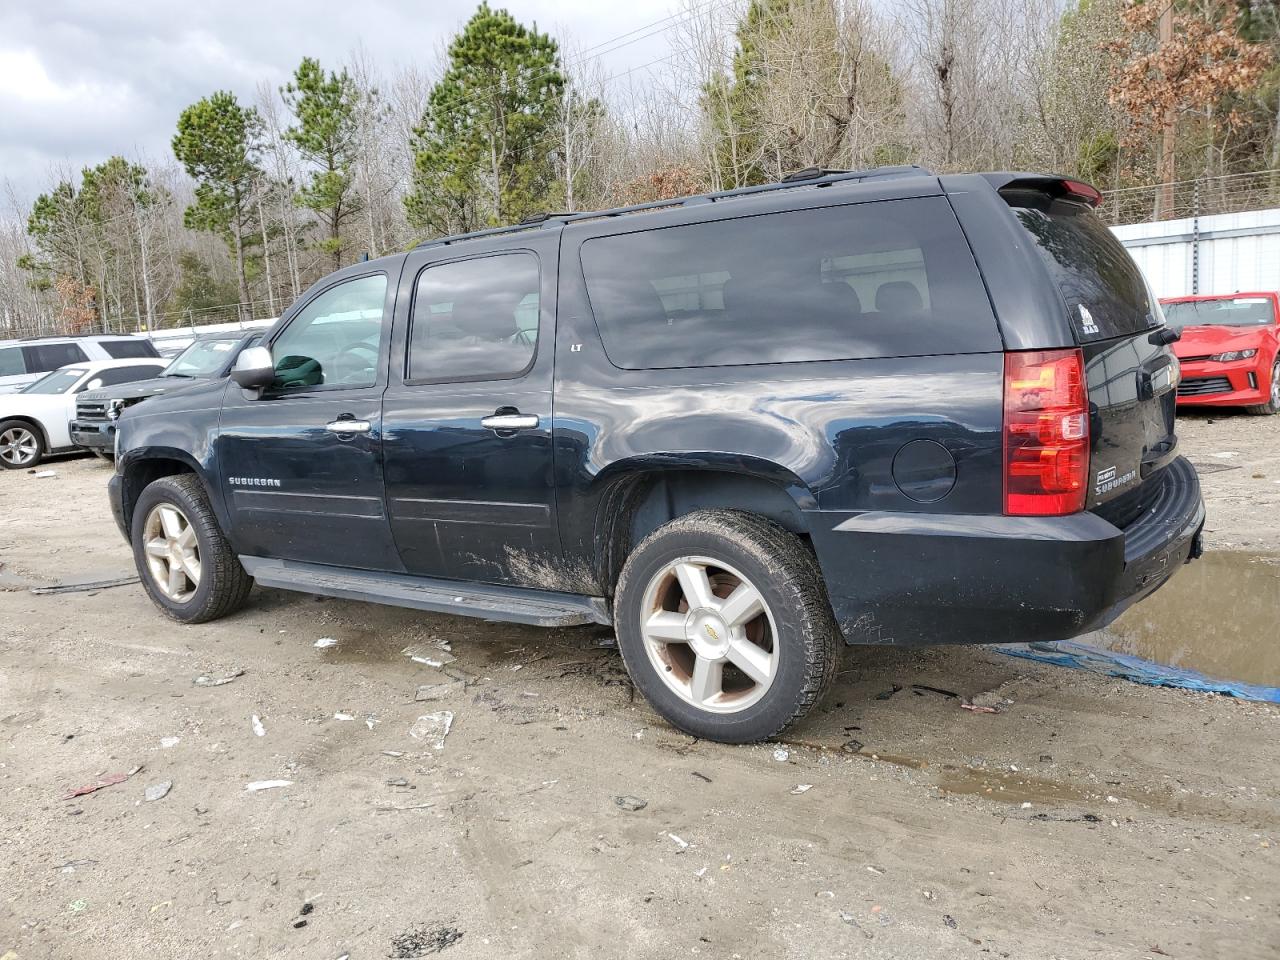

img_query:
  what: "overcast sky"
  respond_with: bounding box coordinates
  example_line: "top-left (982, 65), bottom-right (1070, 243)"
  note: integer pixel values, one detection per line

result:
top-left (0, 0), bottom-right (678, 207)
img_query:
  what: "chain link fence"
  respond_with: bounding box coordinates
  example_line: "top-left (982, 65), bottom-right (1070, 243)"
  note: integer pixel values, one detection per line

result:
top-left (1100, 169), bottom-right (1280, 226)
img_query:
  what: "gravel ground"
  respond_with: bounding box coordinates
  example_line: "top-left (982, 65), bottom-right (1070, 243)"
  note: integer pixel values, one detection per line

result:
top-left (1, 412), bottom-right (1277, 960)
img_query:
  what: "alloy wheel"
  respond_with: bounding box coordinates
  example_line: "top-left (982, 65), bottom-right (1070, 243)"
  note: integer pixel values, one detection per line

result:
top-left (0, 426), bottom-right (39, 467)
top-left (142, 503), bottom-right (201, 602)
top-left (638, 556), bottom-right (778, 714)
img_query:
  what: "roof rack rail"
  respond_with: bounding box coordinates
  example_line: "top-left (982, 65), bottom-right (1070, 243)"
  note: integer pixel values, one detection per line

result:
top-left (413, 164), bottom-right (933, 250)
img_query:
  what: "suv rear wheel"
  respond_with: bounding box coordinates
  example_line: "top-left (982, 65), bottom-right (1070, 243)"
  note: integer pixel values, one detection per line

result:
top-left (131, 474), bottom-right (253, 623)
top-left (614, 509), bottom-right (839, 743)
top-left (0, 421), bottom-right (44, 469)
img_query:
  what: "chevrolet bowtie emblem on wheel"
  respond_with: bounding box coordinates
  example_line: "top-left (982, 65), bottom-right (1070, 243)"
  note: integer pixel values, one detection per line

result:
top-left (703, 624), bottom-right (719, 641)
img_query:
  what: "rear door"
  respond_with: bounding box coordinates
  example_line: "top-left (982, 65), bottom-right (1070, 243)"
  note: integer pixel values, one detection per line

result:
top-left (380, 239), bottom-right (561, 587)
top-left (1002, 188), bottom-right (1177, 511)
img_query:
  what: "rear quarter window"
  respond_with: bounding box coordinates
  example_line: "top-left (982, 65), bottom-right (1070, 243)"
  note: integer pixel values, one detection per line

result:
top-left (579, 196), bottom-right (1000, 369)
top-left (23, 342), bottom-right (89, 372)
top-left (1008, 195), bottom-right (1159, 343)
top-left (101, 339), bottom-right (160, 359)
top-left (0, 346), bottom-right (25, 376)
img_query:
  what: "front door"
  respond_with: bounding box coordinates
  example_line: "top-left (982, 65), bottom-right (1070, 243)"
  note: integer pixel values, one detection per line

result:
top-left (381, 243), bottom-right (563, 587)
top-left (216, 270), bottom-right (402, 572)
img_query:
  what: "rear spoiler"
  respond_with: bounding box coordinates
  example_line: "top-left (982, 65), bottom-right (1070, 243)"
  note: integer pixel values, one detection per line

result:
top-left (980, 173), bottom-right (1103, 208)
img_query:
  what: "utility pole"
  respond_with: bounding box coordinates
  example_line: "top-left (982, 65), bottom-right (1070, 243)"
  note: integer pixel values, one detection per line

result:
top-left (1156, 0), bottom-right (1176, 219)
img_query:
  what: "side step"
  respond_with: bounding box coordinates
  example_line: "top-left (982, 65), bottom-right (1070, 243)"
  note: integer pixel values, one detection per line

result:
top-left (239, 557), bottom-right (612, 628)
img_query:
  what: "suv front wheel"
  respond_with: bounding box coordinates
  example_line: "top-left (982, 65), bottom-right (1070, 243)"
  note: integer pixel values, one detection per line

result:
top-left (131, 474), bottom-right (253, 623)
top-left (614, 510), bottom-right (839, 743)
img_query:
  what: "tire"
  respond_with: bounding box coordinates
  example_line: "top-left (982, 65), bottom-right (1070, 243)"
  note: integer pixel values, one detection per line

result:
top-left (130, 474), bottom-right (253, 623)
top-left (614, 509), bottom-right (840, 743)
top-left (0, 420), bottom-right (45, 470)
top-left (1245, 359), bottom-right (1280, 416)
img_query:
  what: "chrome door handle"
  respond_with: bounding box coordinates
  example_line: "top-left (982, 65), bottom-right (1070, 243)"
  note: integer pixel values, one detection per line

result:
top-left (480, 414), bottom-right (539, 431)
top-left (326, 419), bottom-right (371, 435)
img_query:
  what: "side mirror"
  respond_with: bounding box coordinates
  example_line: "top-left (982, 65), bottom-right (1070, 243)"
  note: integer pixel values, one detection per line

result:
top-left (230, 346), bottom-right (275, 391)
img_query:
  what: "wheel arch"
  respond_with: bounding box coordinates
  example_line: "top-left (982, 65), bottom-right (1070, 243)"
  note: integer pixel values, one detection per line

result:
top-left (118, 448), bottom-right (221, 537)
top-left (0, 415), bottom-right (51, 449)
top-left (589, 457), bottom-right (817, 596)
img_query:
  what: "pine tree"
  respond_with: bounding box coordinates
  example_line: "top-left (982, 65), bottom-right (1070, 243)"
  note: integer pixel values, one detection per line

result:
top-left (282, 57), bottom-right (363, 271)
top-left (405, 3), bottom-right (564, 235)
top-left (172, 91), bottom-right (263, 317)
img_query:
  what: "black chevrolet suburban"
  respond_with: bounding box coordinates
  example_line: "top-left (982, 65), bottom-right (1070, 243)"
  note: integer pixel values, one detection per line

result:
top-left (108, 167), bottom-right (1203, 743)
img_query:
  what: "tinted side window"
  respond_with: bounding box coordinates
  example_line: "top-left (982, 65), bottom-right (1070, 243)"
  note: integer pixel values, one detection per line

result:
top-left (24, 342), bottom-right (89, 373)
top-left (408, 253), bottom-right (539, 382)
top-left (579, 197), bottom-right (998, 369)
top-left (268, 274), bottom-right (387, 391)
top-left (1007, 195), bottom-right (1158, 342)
top-left (0, 346), bottom-right (25, 376)
top-left (101, 339), bottom-right (160, 359)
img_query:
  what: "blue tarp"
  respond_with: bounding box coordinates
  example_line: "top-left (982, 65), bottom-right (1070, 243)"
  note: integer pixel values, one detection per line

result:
top-left (994, 639), bottom-right (1280, 704)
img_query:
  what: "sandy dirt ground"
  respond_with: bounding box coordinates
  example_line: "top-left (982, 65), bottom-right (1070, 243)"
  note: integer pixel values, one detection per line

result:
top-left (1, 411), bottom-right (1278, 960)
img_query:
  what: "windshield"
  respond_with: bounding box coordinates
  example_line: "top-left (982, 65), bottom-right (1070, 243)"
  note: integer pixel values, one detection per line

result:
top-left (1162, 297), bottom-right (1276, 330)
top-left (20, 368), bottom-right (85, 394)
top-left (163, 337), bottom-right (240, 377)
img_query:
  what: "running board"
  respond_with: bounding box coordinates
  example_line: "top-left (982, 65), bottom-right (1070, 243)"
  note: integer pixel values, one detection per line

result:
top-left (239, 557), bottom-right (612, 628)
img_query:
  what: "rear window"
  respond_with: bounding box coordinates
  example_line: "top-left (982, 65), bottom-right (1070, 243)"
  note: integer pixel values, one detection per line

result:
top-left (23, 341), bottom-right (88, 373)
top-left (1008, 195), bottom-right (1159, 343)
top-left (101, 338), bottom-right (160, 359)
top-left (580, 197), bottom-right (1000, 369)
top-left (1162, 297), bottom-right (1276, 330)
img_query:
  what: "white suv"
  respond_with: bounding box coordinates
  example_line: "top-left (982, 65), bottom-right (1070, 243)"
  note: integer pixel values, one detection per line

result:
top-left (0, 335), bottom-right (160, 394)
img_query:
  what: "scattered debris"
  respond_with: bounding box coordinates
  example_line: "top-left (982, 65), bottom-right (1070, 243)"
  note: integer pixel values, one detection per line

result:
top-left (389, 924), bottom-right (464, 957)
top-left (382, 750), bottom-right (405, 758)
top-left (333, 712), bottom-right (355, 721)
top-left (615, 795), bottom-right (648, 812)
top-left (386, 777), bottom-right (410, 787)
top-left (1106, 795), bottom-right (1120, 804)
top-left (68, 898), bottom-right (87, 913)
top-left (1039, 754), bottom-right (1052, 763)
top-left (160, 737), bottom-right (180, 749)
top-left (912, 684), bottom-right (959, 699)
top-left (409, 711), bottom-right (454, 749)
top-left (694, 865), bottom-right (708, 878)
top-left (193, 669), bottom-right (244, 687)
top-left (1029, 812), bottom-right (1102, 824)
top-left (33, 469), bottom-right (57, 478)
top-left (874, 684), bottom-right (902, 700)
top-left (791, 784), bottom-right (813, 795)
top-left (300, 901), bottom-right (314, 916)
top-left (292, 918), bottom-right (308, 929)
top-left (374, 802), bottom-right (435, 813)
top-left (841, 739), bottom-right (864, 754)
top-left (667, 833), bottom-right (690, 851)
top-left (30, 575), bottom-right (138, 595)
top-left (245, 780), bottom-right (293, 792)
top-left (594, 634), bottom-right (619, 648)
top-left (944, 915), bottom-right (958, 929)
top-left (415, 681), bottom-right (462, 702)
top-left (404, 644), bottom-right (456, 668)
top-left (144, 780), bottom-right (172, 802)
top-left (251, 715), bottom-right (266, 737)
top-left (772, 747), bottom-right (790, 762)
top-left (691, 771), bottom-right (712, 783)
top-left (60, 771), bottom-right (130, 800)
top-left (313, 637), bottom-right (338, 648)
top-left (960, 703), bottom-right (1000, 714)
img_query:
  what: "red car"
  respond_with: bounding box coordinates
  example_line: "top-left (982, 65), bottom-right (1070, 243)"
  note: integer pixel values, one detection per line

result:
top-left (1161, 292), bottom-right (1280, 415)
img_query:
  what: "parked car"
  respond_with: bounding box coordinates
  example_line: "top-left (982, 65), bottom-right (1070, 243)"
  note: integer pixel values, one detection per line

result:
top-left (70, 332), bottom-right (262, 457)
top-left (0, 335), bottom-right (160, 395)
top-left (108, 167), bottom-right (1203, 743)
top-left (1160, 292), bottom-right (1280, 415)
top-left (0, 359), bottom-right (168, 469)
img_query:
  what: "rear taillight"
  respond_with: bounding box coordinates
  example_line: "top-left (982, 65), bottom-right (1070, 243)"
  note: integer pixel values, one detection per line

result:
top-left (1003, 348), bottom-right (1089, 516)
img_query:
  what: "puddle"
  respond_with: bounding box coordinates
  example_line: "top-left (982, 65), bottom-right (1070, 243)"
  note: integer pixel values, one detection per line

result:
top-left (1099, 551), bottom-right (1280, 688)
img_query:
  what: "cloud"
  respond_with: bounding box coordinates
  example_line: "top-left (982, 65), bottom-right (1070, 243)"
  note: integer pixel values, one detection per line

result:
top-left (0, 0), bottom-right (677, 206)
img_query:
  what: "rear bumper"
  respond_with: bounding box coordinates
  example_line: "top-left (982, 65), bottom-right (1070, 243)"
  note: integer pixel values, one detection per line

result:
top-left (70, 420), bottom-right (114, 451)
top-left (810, 456), bottom-right (1204, 646)
top-left (1176, 357), bottom-right (1270, 407)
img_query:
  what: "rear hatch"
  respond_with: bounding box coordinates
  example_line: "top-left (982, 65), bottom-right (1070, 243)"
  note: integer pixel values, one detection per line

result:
top-left (1000, 180), bottom-right (1179, 523)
